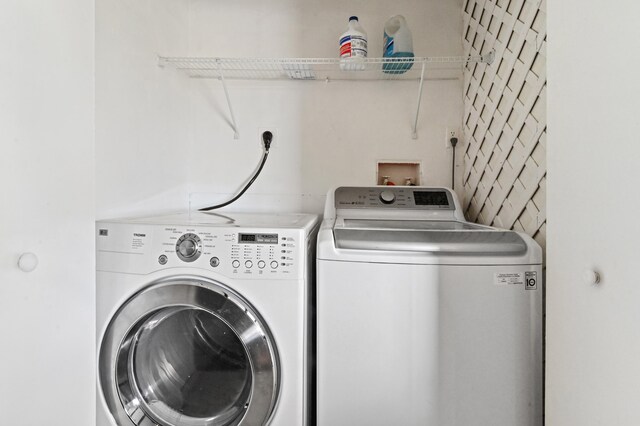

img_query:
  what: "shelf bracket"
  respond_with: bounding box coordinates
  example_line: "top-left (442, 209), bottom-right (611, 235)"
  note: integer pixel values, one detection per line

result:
top-left (412, 61), bottom-right (426, 139)
top-left (216, 59), bottom-right (240, 139)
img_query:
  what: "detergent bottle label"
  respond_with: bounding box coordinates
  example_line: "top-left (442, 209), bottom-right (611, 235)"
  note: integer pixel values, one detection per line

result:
top-left (340, 35), bottom-right (367, 58)
top-left (384, 32), bottom-right (395, 57)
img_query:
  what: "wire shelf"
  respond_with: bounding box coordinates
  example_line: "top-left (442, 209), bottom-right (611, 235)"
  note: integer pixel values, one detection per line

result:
top-left (158, 54), bottom-right (493, 81)
top-left (157, 52), bottom-right (494, 139)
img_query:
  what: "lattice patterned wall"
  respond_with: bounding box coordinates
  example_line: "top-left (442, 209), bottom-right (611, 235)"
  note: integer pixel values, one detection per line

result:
top-left (462, 0), bottom-right (547, 252)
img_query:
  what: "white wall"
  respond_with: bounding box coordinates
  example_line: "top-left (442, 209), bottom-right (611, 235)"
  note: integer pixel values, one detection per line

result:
top-left (0, 1), bottom-right (95, 424)
top-left (547, 0), bottom-right (640, 424)
top-left (96, 0), bottom-right (465, 217)
top-left (187, 0), bottom-right (464, 213)
top-left (96, 0), bottom-right (192, 218)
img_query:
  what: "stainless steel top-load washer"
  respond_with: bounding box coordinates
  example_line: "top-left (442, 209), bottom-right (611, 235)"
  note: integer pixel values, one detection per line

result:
top-left (316, 186), bottom-right (543, 426)
top-left (96, 212), bottom-right (318, 426)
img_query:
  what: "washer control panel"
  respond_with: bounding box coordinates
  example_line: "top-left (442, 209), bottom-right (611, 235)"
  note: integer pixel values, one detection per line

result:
top-left (335, 186), bottom-right (455, 210)
top-left (157, 227), bottom-right (302, 278)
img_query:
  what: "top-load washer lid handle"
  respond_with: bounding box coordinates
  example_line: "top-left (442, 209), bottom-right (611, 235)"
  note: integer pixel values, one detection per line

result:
top-left (333, 228), bottom-right (527, 255)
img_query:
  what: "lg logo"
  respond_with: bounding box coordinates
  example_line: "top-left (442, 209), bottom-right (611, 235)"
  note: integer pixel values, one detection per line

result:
top-left (525, 272), bottom-right (538, 290)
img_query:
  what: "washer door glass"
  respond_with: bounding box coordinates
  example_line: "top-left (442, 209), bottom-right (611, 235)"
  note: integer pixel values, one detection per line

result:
top-left (128, 307), bottom-right (251, 425)
top-left (99, 278), bottom-right (279, 426)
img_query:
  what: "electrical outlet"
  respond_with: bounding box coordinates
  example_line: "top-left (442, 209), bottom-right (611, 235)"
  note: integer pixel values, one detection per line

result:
top-left (445, 127), bottom-right (459, 148)
top-left (258, 127), bottom-right (278, 149)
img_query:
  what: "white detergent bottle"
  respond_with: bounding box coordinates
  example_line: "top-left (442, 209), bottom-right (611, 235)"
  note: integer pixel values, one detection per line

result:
top-left (339, 16), bottom-right (367, 71)
top-left (383, 15), bottom-right (414, 74)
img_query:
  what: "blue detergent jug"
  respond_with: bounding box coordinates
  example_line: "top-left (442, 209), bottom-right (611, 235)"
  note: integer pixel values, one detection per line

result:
top-left (383, 15), bottom-right (414, 74)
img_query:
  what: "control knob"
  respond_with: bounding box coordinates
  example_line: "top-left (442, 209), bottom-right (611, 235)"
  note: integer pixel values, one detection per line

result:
top-left (379, 190), bottom-right (396, 204)
top-left (176, 233), bottom-right (202, 262)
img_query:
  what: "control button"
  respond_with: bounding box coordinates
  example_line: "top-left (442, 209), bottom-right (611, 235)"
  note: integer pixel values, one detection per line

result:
top-left (210, 257), bottom-right (220, 268)
top-left (258, 260), bottom-right (266, 269)
top-left (245, 260), bottom-right (253, 269)
top-left (270, 261), bottom-right (279, 269)
top-left (379, 190), bottom-right (396, 204)
top-left (158, 255), bottom-right (168, 265)
top-left (232, 260), bottom-right (241, 269)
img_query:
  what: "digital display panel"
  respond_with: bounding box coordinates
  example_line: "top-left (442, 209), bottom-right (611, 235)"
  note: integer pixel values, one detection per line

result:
top-left (238, 233), bottom-right (278, 244)
top-left (413, 191), bottom-right (450, 206)
top-left (240, 234), bottom-right (256, 242)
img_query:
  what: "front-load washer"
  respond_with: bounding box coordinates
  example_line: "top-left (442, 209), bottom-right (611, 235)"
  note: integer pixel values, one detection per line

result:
top-left (317, 186), bottom-right (543, 426)
top-left (96, 212), bottom-right (318, 426)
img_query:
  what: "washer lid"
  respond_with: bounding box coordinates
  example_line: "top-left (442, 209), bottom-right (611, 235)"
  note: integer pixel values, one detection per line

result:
top-left (333, 220), bottom-right (527, 255)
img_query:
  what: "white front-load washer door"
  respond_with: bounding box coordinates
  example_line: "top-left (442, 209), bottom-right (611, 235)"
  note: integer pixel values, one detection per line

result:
top-left (99, 276), bottom-right (279, 426)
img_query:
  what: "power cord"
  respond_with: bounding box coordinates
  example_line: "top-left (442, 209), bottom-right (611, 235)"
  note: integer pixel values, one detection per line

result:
top-left (199, 131), bottom-right (273, 211)
top-left (450, 136), bottom-right (458, 189)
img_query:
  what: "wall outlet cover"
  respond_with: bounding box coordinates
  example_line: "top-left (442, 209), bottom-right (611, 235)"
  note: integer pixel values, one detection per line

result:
top-left (446, 127), bottom-right (459, 148)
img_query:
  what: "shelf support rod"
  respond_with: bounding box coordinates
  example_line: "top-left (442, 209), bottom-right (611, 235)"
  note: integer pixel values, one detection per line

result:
top-left (217, 59), bottom-right (240, 139)
top-left (412, 61), bottom-right (426, 139)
